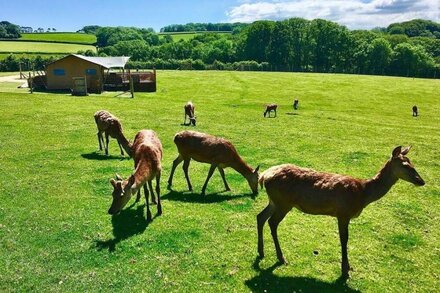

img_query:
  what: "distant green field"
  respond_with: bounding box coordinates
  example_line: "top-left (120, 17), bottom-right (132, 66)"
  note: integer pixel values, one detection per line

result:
top-left (159, 31), bottom-right (232, 42)
top-left (0, 41), bottom-right (96, 54)
top-left (0, 53), bottom-right (65, 61)
top-left (20, 33), bottom-right (96, 44)
top-left (0, 71), bottom-right (439, 292)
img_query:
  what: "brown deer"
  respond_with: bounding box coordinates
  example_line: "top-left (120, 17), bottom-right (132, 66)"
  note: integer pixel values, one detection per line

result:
top-left (94, 110), bottom-right (132, 157)
top-left (109, 130), bottom-right (163, 221)
top-left (264, 104), bottom-right (277, 118)
top-left (167, 130), bottom-right (260, 196)
top-left (184, 101), bottom-right (196, 126)
top-left (257, 146), bottom-right (425, 279)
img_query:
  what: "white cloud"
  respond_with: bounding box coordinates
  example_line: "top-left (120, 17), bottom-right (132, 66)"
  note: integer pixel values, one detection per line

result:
top-left (226, 0), bottom-right (439, 29)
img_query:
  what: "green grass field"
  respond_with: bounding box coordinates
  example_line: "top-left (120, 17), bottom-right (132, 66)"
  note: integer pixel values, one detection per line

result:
top-left (0, 53), bottom-right (65, 61)
top-left (0, 71), bottom-right (439, 292)
top-left (0, 41), bottom-right (96, 54)
top-left (159, 31), bottom-right (232, 42)
top-left (19, 33), bottom-right (97, 44)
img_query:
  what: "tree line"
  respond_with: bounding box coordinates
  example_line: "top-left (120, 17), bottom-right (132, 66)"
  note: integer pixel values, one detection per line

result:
top-left (1, 19), bottom-right (439, 78)
top-left (160, 22), bottom-right (248, 33)
top-left (0, 21), bottom-right (21, 39)
top-left (93, 19), bottom-right (439, 78)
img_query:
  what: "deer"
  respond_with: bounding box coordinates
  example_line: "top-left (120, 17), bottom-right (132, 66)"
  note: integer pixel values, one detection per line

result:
top-left (412, 105), bottom-right (418, 117)
top-left (257, 146), bottom-right (425, 279)
top-left (184, 101), bottom-right (196, 126)
top-left (293, 99), bottom-right (299, 110)
top-left (108, 130), bottom-right (163, 221)
top-left (167, 130), bottom-right (260, 196)
top-left (94, 110), bottom-right (132, 157)
top-left (264, 104), bottom-right (277, 118)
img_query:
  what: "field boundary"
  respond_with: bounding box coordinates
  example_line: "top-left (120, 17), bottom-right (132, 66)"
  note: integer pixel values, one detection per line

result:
top-left (0, 39), bottom-right (97, 45)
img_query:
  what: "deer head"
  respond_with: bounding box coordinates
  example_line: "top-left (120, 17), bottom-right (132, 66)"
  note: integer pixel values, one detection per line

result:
top-left (390, 146), bottom-right (425, 186)
top-left (108, 174), bottom-right (137, 215)
top-left (247, 165), bottom-right (260, 195)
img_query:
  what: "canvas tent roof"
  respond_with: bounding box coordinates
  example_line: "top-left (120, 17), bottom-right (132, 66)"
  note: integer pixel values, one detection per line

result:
top-left (48, 54), bottom-right (130, 69)
top-left (73, 55), bottom-right (130, 69)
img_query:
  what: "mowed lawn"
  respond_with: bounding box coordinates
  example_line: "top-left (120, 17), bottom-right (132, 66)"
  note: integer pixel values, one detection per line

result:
top-left (0, 71), bottom-right (439, 292)
top-left (20, 33), bottom-right (97, 44)
top-left (0, 41), bottom-right (96, 54)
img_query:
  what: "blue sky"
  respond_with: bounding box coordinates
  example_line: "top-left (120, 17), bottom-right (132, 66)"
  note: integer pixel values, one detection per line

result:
top-left (0, 0), bottom-right (438, 32)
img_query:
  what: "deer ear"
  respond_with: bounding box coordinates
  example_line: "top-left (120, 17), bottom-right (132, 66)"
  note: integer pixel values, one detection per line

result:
top-left (401, 145), bottom-right (412, 155)
top-left (254, 165), bottom-right (260, 173)
top-left (392, 146), bottom-right (402, 158)
top-left (130, 183), bottom-right (137, 193)
top-left (115, 174), bottom-right (123, 180)
top-left (110, 179), bottom-right (116, 188)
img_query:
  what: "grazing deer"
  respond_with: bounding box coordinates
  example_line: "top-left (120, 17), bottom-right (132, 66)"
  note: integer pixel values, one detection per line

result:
top-left (293, 99), bottom-right (299, 110)
top-left (257, 146), bottom-right (425, 278)
top-left (167, 130), bottom-right (260, 196)
top-left (109, 130), bottom-right (163, 221)
top-left (184, 101), bottom-right (196, 126)
top-left (94, 110), bottom-right (132, 157)
top-left (264, 104), bottom-right (277, 118)
top-left (412, 105), bottom-right (418, 117)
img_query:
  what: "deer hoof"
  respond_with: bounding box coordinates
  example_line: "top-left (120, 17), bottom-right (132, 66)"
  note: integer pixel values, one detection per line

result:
top-left (278, 256), bottom-right (288, 265)
top-left (341, 263), bottom-right (351, 279)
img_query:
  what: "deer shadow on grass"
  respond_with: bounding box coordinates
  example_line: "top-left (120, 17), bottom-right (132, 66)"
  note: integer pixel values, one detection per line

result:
top-left (162, 189), bottom-right (250, 204)
top-left (81, 151), bottom-right (130, 161)
top-left (94, 203), bottom-right (153, 252)
top-left (245, 257), bottom-right (361, 293)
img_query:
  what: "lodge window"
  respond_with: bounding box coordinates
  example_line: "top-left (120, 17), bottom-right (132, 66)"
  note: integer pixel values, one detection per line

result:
top-left (53, 69), bottom-right (65, 76)
top-left (86, 69), bottom-right (97, 75)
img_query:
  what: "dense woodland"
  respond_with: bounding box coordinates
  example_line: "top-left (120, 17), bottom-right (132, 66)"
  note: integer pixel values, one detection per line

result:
top-left (160, 22), bottom-right (248, 33)
top-left (0, 21), bottom-right (21, 38)
top-left (1, 19), bottom-right (439, 78)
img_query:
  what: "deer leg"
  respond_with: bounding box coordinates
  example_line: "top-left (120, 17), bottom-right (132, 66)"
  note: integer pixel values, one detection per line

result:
top-left (338, 217), bottom-right (351, 279)
top-left (105, 133), bottom-right (110, 155)
top-left (156, 171), bottom-right (162, 216)
top-left (268, 208), bottom-right (289, 264)
top-left (201, 164), bottom-right (217, 195)
top-left (118, 141), bottom-right (124, 156)
top-left (217, 167), bottom-right (231, 191)
top-left (144, 184), bottom-right (152, 222)
top-left (182, 159), bottom-right (193, 192)
top-left (135, 163), bottom-right (141, 203)
top-left (167, 155), bottom-right (183, 188)
top-left (97, 131), bottom-right (103, 151)
top-left (148, 180), bottom-right (156, 204)
top-left (257, 203), bottom-right (275, 258)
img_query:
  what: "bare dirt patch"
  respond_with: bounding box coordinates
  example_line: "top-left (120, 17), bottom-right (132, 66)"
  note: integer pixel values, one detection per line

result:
top-left (0, 75), bottom-right (23, 83)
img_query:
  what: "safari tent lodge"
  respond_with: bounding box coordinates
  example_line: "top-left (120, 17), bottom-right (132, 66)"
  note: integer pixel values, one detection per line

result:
top-left (39, 54), bottom-right (156, 93)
